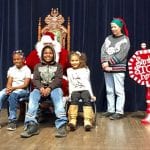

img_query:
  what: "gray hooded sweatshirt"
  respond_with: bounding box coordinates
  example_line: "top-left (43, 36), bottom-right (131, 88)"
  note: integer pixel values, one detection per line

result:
top-left (32, 46), bottom-right (63, 90)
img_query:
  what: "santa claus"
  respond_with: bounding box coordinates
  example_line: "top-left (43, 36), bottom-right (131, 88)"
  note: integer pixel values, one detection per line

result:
top-left (26, 32), bottom-right (69, 96)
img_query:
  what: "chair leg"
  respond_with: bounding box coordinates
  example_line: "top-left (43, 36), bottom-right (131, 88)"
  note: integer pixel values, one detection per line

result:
top-left (92, 102), bottom-right (97, 126)
top-left (18, 102), bottom-right (26, 122)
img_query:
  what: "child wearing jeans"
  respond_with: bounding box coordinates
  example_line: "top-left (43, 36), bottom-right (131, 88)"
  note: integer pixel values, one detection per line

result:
top-left (20, 45), bottom-right (67, 138)
top-left (0, 50), bottom-right (31, 130)
top-left (67, 51), bottom-right (96, 131)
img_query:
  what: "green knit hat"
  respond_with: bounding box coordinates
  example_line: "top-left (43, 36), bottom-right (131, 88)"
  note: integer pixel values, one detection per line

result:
top-left (111, 19), bottom-right (123, 28)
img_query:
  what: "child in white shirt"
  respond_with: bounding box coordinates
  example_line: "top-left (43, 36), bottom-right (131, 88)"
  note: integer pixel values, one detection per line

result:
top-left (67, 51), bottom-right (96, 131)
top-left (0, 50), bottom-right (31, 130)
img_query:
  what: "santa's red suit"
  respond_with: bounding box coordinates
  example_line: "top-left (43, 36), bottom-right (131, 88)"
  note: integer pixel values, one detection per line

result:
top-left (25, 32), bottom-right (69, 96)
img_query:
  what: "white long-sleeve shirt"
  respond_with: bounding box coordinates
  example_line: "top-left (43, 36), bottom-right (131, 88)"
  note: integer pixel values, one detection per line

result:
top-left (67, 67), bottom-right (94, 97)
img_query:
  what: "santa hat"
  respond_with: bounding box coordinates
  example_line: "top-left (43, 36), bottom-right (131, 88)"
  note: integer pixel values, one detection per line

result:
top-left (36, 31), bottom-right (61, 62)
top-left (41, 32), bottom-right (55, 44)
top-left (111, 17), bottom-right (129, 36)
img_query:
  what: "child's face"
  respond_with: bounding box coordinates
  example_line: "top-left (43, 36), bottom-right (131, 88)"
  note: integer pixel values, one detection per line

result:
top-left (43, 47), bottom-right (54, 63)
top-left (70, 54), bottom-right (80, 69)
top-left (13, 53), bottom-right (24, 68)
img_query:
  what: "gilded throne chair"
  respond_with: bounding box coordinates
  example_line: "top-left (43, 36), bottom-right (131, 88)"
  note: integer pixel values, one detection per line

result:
top-left (38, 8), bottom-right (71, 51)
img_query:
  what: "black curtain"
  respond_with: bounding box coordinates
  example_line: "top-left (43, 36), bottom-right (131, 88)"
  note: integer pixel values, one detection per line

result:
top-left (0, 0), bottom-right (149, 111)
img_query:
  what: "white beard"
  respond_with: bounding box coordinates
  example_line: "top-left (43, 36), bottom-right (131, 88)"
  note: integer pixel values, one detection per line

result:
top-left (53, 40), bottom-right (61, 62)
top-left (35, 42), bottom-right (44, 59)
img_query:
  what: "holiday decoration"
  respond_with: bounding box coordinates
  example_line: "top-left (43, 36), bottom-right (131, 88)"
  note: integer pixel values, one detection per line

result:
top-left (128, 44), bottom-right (150, 124)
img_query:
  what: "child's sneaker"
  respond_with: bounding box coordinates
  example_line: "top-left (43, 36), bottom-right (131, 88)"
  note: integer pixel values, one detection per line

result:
top-left (20, 122), bottom-right (39, 138)
top-left (55, 124), bottom-right (67, 138)
top-left (7, 121), bottom-right (16, 131)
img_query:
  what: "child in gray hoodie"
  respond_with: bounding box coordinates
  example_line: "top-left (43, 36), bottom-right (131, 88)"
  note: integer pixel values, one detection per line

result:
top-left (20, 45), bottom-right (67, 138)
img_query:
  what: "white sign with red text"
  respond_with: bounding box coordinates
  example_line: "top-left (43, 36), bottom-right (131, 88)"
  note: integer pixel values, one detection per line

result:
top-left (128, 49), bottom-right (150, 86)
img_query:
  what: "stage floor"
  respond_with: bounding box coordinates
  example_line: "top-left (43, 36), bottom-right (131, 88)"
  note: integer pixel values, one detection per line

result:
top-left (0, 109), bottom-right (149, 150)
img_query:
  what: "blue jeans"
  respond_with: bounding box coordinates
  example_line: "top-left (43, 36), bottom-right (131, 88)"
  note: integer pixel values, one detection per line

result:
top-left (104, 72), bottom-right (125, 114)
top-left (0, 88), bottom-right (29, 121)
top-left (25, 88), bottom-right (67, 129)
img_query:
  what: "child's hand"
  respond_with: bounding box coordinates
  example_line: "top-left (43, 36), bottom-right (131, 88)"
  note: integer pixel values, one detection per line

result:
top-left (6, 86), bottom-right (13, 94)
top-left (40, 87), bottom-right (45, 96)
top-left (91, 96), bottom-right (96, 101)
top-left (44, 87), bottom-right (51, 96)
top-left (40, 87), bottom-right (51, 97)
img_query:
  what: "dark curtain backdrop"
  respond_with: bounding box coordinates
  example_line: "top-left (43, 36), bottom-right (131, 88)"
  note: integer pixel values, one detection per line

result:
top-left (0, 0), bottom-right (149, 111)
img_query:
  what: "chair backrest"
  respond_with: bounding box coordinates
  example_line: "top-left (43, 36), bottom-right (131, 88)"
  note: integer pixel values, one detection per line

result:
top-left (38, 8), bottom-right (71, 51)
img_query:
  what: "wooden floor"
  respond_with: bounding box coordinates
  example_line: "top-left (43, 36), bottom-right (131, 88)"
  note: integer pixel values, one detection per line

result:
top-left (0, 109), bottom-right (150, 150)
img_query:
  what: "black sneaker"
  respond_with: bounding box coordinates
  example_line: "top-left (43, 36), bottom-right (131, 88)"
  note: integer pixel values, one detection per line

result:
top-left (7, 121), bottom-right (17, 131)
top-left (20, 122), bottom-right (39, 138)
top-left (109, 113), bottom-right (124, 120)
top-left (102, 112), bottom-right (114, 117)
top-left (55, 124), bottom-right (67, 138)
